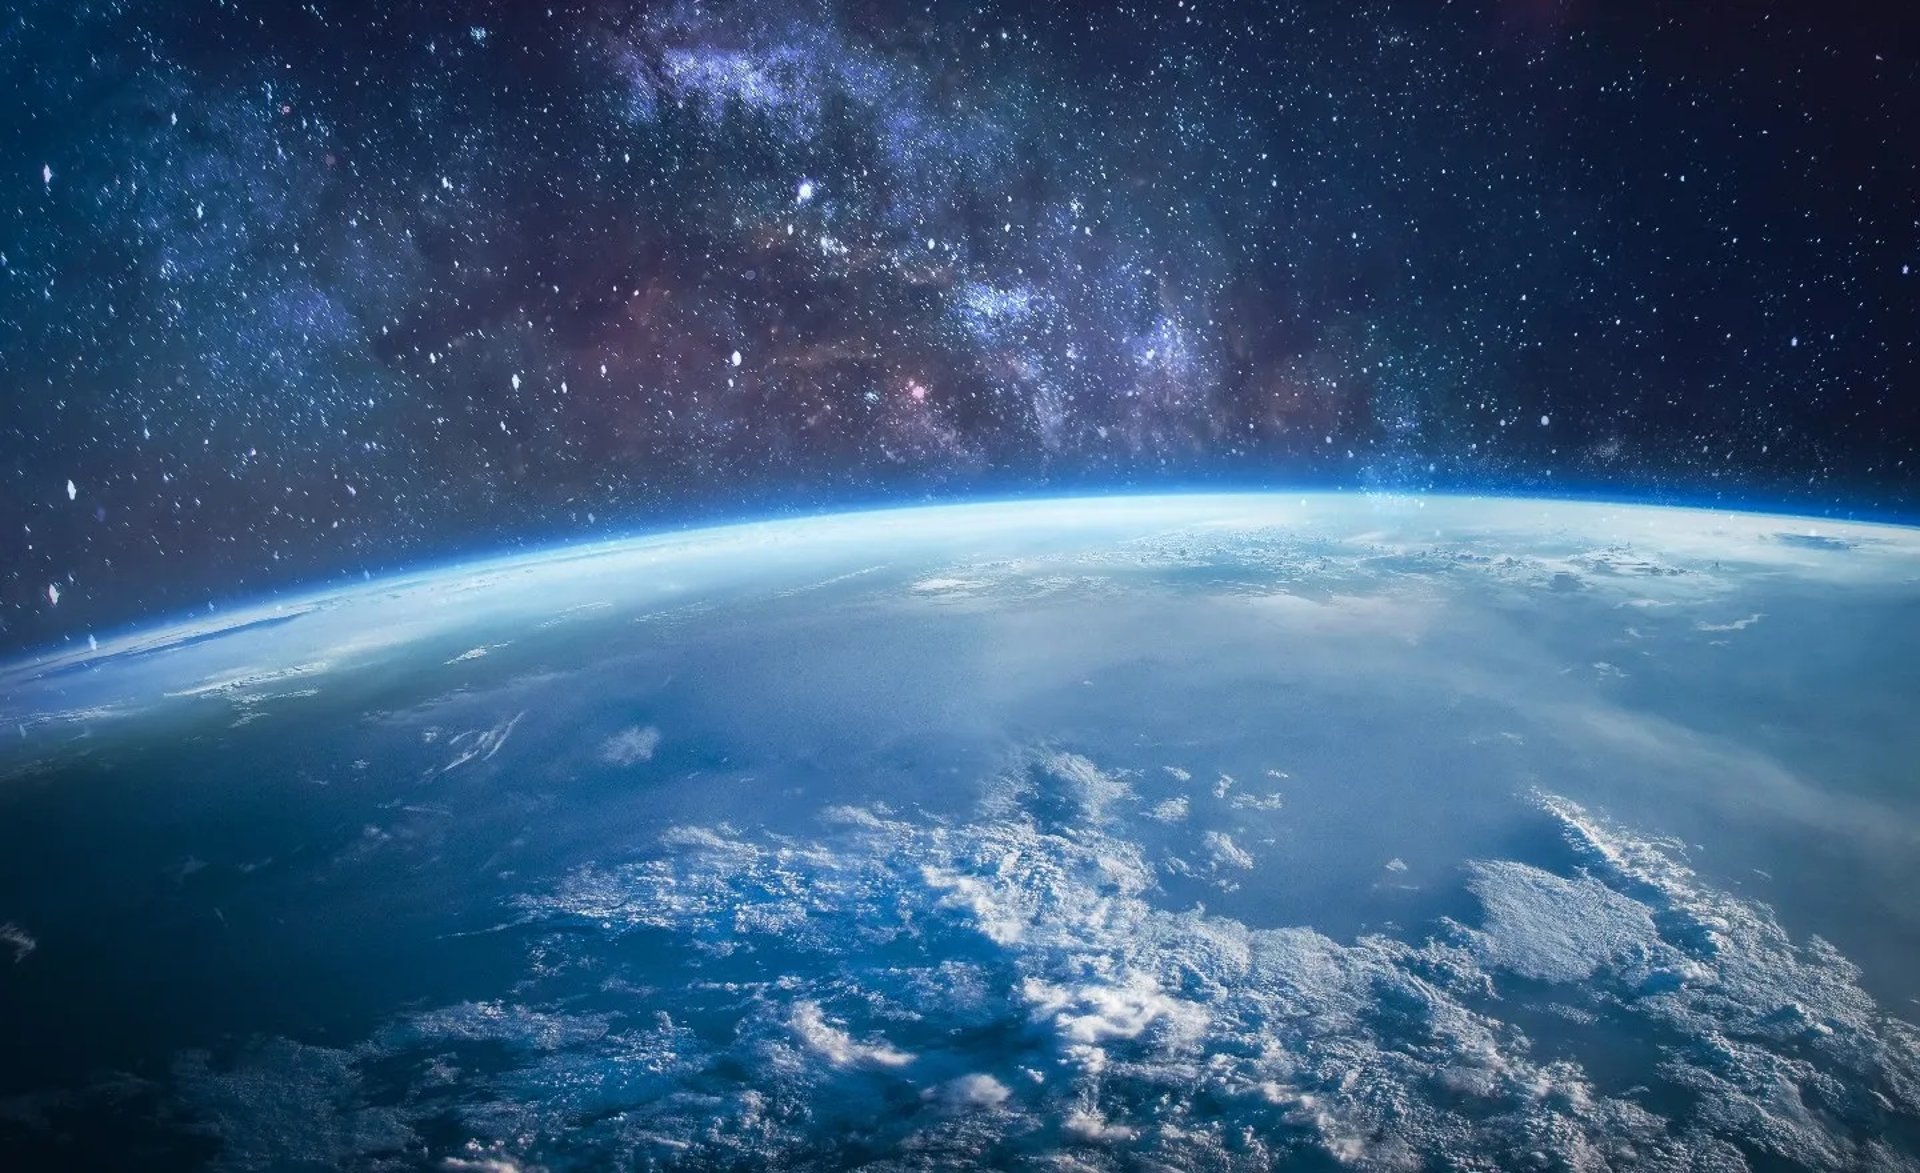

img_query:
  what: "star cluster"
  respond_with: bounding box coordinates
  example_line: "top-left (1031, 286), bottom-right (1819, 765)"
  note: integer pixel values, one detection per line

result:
top-left (2, 0), bottom-right (1916, 650)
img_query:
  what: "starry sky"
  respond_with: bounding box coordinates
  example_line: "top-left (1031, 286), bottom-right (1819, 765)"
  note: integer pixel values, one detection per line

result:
top-left (2, 0), bottom-right (1917, 653)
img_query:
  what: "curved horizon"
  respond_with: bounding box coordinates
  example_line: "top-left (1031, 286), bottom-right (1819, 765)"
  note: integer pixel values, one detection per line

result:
top-left (11, 485), bottom-right (1918, 680)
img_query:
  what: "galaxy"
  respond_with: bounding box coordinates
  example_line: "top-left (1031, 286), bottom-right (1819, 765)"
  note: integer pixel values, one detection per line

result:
top-left (2, 0), bottom-right (1917, 647)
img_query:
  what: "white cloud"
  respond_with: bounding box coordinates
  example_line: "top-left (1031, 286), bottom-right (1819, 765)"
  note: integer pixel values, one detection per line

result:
top-left (599, 724), bottom-right (662, 765)
top-left (195, 748), bottom-right (1920, 1169)
top-left (788, 1001), bottom-right (913, 1069)
top-left (933, 1073), bottom-right (1011, 1109)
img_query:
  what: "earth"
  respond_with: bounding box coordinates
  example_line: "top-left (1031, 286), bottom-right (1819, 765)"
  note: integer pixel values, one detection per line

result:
top-left (3, 492), bottom-right (1920, 1171)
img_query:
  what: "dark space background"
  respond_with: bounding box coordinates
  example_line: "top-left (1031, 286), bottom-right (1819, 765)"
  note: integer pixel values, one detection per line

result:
top-left (2, 0), bottom-right (1916, 654)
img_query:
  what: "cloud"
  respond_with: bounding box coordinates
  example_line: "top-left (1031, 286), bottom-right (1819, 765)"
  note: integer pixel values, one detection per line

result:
top-left (599, 725), bottom-right (662, 766)
top-left (788, 1001), bottom-right (913, 1069)
top-left (1463, 859), bottom-right (1659, 982)
top-left (0, 922), bottom-right (36, 965)
top-left (167, 751), bottom-right (1920, 1169)
top-left (933, 1073), bottom-right (1011, 1110)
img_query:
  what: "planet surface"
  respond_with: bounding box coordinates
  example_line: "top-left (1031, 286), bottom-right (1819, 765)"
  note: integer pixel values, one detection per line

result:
top-left (3, 492), bottom-right (1920, 1171)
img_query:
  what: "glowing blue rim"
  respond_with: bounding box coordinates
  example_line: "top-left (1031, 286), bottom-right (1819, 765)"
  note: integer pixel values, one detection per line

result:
top-left (16, 483), bottom-right (1920, 672)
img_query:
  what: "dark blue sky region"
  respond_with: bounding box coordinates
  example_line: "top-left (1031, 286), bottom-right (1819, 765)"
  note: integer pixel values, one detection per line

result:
top-left (2, 0), bottom-right (1917, 652)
